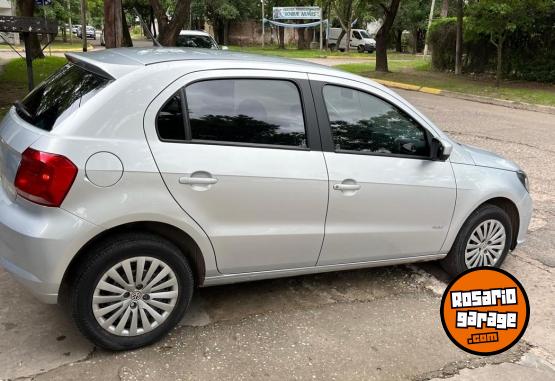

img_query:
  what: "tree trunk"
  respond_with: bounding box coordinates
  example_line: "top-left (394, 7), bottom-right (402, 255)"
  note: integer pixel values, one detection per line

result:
top-left (17, 0), bottom-right (44, 59)
top-left (395, 29), bottom-right (402, 52)
top-left (495, 37), bottom-right (504, 87)
top-left (375, 0), bottom-right (401, 72)
top-left (454, 0), bottom-right (463, 75)
top-left (149, 0), bottom-right (191, 46)
top-left (336, 30), bottom-right (346, 51)
top-left (440, 0), bottom-right (449, 17)
top-left (297, 22), bottom-right (305, 49)
top-left (80, 0), bottom-right (87, 52)
top-left (278, 26), bottom-right (285, 49)
top-left (104, 0), bottom-right (123, 48)
top-left (223, 21), bottom-right (229, 46)
top-left (122, 7), bottom-right (133, 47)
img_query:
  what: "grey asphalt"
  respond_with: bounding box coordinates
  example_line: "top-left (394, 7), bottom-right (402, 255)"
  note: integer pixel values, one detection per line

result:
top-left (0, 89), bottom-right (553, 381)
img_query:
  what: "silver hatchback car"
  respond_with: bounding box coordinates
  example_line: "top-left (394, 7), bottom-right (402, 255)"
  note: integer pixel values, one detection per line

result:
top-left (0, 48), bottom-right (532, 350)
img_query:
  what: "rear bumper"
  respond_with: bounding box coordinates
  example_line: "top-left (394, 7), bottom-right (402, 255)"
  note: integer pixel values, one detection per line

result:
top-left (0, 189), bottom-right (100, 304)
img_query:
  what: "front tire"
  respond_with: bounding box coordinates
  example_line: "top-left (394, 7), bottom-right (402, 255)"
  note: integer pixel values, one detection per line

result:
top-left (441, 204), bottom-right (513, 277)
top-left (70, 233), bottom-right (194, 350)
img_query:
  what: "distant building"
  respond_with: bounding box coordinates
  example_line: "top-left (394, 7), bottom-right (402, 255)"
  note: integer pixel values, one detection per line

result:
top-left (0, 0), bottom-right (19, 44)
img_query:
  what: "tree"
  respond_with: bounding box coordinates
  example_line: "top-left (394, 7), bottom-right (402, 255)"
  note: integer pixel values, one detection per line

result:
top-left (149, 0), bottom-right (192, 46)
top-left (440, 0), bottom-right (449, 17)
top-left (392, 0), bottom-right (430, 54)
top-left (333, 0), bottom-right (356, 52)
top-left (467, 0), bottom-right (547, 86)
top-left (104, 0), bottom-right (123, 48)
top-left (373, 0), bottom-right (401, 71)
top-left (17, 0), bottom-right (44, 59)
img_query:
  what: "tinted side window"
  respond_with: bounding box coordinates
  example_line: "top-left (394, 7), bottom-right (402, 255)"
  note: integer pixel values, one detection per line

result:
top-left (18, 64), bottom-right (111, 131)
top-left (185, 79), bottom-right (307, 148)
top-left (322, 85), bottom-right (429, 157)
top-left (157, 92), bottom-right (186, 141)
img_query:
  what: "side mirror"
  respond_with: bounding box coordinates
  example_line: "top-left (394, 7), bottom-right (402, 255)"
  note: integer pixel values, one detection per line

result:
top-left (431, 137), bottom-right (453, 161)
top-left (221, 45), bottom-right (229, 50)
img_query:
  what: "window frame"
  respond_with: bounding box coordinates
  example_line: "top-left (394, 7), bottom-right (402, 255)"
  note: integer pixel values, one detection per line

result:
top-left (156, 76), bottom-right (318, 152)
top-left (314, 81), bottom-right (435, 160)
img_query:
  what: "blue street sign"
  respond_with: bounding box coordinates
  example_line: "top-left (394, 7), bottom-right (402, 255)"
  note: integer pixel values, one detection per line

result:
top-left (35, 0), bottom-right (53, 5)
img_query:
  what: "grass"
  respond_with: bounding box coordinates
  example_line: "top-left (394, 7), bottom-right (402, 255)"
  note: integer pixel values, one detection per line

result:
top-left (228, 45), bottom-right (422, 60)
top-left (0, 56), bottom-right (67, 117)
top-left (0, 40), bottom-right (94, 52)
top-left (336, 61), bottom-right (555, 107)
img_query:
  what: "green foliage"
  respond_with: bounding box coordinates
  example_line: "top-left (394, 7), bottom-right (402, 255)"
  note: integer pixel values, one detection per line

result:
top-left (428, 0), bottom-right (555, 83)
top-left (0, 57), bottom-right (67, 84)
top-left (428, 18), bottom-right (457, 71)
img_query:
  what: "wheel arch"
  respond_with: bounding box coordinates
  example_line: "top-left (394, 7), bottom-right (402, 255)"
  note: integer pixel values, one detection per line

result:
top-left (479, 197), bottom-right (520, 250)
top-left (59, 221), bottom-right (206, 305)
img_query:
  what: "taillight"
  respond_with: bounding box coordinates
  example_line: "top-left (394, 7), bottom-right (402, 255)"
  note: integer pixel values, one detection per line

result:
top-left (14, 148), bottom-right (77, 207)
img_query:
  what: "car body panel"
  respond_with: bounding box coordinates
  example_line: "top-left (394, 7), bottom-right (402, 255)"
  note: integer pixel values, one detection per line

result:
top-left (143, 69), bottom-right (328, 274)
top-left (0, 48), bottom-right (533, 304)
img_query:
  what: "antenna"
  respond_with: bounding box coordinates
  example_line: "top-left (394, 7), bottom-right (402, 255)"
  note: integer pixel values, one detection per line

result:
top-left (133, 7), bottom-right (162, 47)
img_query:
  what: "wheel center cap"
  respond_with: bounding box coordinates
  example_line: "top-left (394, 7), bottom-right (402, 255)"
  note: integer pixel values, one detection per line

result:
top-left (130, 290), bottom-right (143, 301)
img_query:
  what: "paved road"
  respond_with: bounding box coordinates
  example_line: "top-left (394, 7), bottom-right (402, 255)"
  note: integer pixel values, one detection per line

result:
top-left (0, 90), bottom-right (553, 380)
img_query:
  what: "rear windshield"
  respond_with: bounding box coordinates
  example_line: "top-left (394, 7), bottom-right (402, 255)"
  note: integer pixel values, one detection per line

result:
top-left (16, 63), bottom-right (111, 131)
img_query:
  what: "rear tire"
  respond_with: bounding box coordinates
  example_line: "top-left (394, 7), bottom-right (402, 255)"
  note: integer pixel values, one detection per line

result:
top-left (70, 233), bottom-right (194, 350)
top-left (441, 204), bottom-right (513, 277)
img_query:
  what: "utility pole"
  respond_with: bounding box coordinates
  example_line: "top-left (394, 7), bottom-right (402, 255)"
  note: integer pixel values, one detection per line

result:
top-left (319, 8), bottom-right (323, 51)
top-left (261, 0), bottom-right (264, 47)
top-left (80, 0), bottom-right (87, 52)
top-left (455, 0), bottom-right (463, 74)
top-left (68, 0), bottom-right (73, 44)
top-left (423, 0), bottom-right (436, 56)
top-left (41, 1), bottom-right (51, 56)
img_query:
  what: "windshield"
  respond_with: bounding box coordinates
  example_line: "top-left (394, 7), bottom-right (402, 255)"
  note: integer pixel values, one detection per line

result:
top-left (176, 35), bottom-right (218, 49)
top-left (359, 30), bottom-right (371, 39)
top-left (16, 63), bottom-right (111, 131)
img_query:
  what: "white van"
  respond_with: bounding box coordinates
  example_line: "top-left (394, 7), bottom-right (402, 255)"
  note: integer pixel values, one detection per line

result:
top-left (328, 28), bottom-right (376, 53)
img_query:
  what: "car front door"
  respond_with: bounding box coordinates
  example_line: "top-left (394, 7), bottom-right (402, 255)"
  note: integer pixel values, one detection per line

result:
top-left (309, 75), bottom-right (457, 265)
top-left (144, 70), bottom-right (328, 274)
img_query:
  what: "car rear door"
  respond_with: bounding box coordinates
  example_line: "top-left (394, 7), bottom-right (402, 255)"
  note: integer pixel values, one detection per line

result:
top-left (309, 74), bottom-right (457, 265)
top-left (144, 70), bottom-right (328, 274)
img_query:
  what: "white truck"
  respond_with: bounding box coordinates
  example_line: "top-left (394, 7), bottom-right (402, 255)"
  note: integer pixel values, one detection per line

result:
top-left (327, 27), bottom-right (376, 53)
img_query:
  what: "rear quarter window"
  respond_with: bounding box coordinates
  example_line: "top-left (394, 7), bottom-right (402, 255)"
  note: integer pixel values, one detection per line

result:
top-left (16, 63), bottom-right (111, 131)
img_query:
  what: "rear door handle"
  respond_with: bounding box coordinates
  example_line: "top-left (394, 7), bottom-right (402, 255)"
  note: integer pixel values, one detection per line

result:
top-left (333, 184), bottom-right (361, 191)
top-left (179, 177), bottom-right (218, 185)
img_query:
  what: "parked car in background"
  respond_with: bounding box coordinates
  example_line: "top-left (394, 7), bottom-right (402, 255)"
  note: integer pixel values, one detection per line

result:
top-left (328, 27), bottom-right (376, 53)
top-left (0, 48), bottom-right (531, 351)
top-left (176, 30), bottom-right (227, 50)
top-left (77, 25), bottom-right (96, 40)
top-left (72, 24), bottom-right (81, 34)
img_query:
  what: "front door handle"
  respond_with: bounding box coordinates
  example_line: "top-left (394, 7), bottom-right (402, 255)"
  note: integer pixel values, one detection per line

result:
top-left (179, 177), bottom-right (218, 185)
top-left (333, 183), bottom-right (361, 191)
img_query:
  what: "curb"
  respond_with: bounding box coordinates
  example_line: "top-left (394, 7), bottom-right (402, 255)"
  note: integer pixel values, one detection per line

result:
top-left (373, 78), bottom-right (555, 115)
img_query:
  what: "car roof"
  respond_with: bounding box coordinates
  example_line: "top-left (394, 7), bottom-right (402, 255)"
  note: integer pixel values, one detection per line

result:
top-left (66, 47), bottom-right (326, 77)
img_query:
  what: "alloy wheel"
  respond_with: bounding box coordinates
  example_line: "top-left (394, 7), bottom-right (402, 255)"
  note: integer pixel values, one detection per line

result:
top-left (464, 219), bottom-right (506, 268)
top-left (92, 256), bottom-right (179, 336)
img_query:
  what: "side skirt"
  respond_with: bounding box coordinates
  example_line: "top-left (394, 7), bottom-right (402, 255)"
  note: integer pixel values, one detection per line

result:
top-left (202, 253), bottom-right (446, 287)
